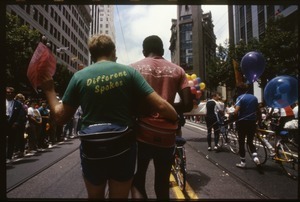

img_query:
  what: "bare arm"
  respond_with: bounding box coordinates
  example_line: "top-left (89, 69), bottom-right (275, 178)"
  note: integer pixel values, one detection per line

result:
top-left (145, 91), bottom-right (178, 122)
top-left (40, 79), bottom-right (76, 126)
top-left (234, 105), bottom-right (240, 121)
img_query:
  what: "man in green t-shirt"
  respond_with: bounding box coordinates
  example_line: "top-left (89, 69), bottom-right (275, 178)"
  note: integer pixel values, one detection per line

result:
top-left (39, 34), bottom-right (178, 199)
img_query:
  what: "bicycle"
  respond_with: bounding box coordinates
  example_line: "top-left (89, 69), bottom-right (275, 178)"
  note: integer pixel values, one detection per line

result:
top-left (217, 117), bottom-right (239, 154)
top-left (172, 136), bottom-right (187, 191)
top-left (252, 127), bottom-right (298, 179)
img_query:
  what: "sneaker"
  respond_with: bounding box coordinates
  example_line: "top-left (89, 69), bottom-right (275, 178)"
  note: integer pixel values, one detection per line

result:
top-left (208, 147), bottom-right (212, 151)
top-left (236, 161), bottom-right (246, 168)
top-left (253, 157), bottom-right (261, 165)
top-left (214, 145), bottom-right (219, 150)
top-left (6, 159), bottom-right (12, 164)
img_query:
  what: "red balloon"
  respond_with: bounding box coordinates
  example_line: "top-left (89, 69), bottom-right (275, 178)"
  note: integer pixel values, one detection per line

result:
top-left (190, 86), bottom-right (197, 94)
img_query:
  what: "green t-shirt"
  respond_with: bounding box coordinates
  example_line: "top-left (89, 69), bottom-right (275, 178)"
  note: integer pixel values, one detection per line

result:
top-left (62, 61), bottom-right (154, 129)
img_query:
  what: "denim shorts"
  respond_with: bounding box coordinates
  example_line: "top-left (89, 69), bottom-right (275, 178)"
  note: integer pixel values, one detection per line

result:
top-left (80, 143), bottom-right (137, 185)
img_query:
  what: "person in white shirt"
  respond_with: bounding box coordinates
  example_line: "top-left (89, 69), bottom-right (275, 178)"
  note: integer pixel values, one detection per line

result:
top-left (292, 102), bottom-right (298, 119)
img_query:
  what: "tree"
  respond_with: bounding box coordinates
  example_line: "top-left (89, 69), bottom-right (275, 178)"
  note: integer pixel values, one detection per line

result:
top-left (6, 12), bottom-right (75, 97)
top-left (206, 44), bottom-right (230, 91)
top-left (53, 64), bottom-right (74, 97)
top-left (207, 14), bottom-right (298, 95)
top-left (259, 15), bottom-right (299, 88)
top-left (5, 12), bottom-right (40, 91)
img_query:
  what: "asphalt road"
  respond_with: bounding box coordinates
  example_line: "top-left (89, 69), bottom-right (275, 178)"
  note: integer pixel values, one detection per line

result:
top-left (5, 121), bottom-right (299, 200)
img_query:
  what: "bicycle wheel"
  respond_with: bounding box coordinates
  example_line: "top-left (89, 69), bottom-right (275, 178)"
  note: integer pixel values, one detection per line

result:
top-left (247, 134), bottom-right (268, 164)
top-left (173, 148), bottom-right (186, 191)
top-left (227, 129), bottom-right (239, 154)
top-left (275, 140), bottom-right (298, 180)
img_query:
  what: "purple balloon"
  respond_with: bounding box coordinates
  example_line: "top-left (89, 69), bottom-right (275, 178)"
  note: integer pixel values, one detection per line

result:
top-left (240, 51), bottom-right (265, 83)
top-left (264, 75), bottom-right (298, 108)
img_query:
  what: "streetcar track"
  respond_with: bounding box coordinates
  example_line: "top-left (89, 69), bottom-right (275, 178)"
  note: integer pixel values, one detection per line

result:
top-left (6, 144), bottom-right (79, 193)
top-left (184, 121), bottom-right (270, 199)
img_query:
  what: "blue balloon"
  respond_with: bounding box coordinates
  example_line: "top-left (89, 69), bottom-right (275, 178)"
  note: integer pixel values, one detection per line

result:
top-left (264, 75), bottom-right (298, 108)
top-left (240, 51), bottom-right (265, 83)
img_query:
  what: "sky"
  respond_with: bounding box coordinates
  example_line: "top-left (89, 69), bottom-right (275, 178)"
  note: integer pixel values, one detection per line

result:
top-left (114, 5), bottom-right (229, 65)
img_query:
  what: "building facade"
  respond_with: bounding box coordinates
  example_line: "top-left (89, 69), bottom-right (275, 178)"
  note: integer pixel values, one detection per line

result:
top-left (90, 5), bottom-right (115, 42)
top-left (6, 5), bottom-right (92, 72)
top-left (169, 5), bottom-right (216, 86)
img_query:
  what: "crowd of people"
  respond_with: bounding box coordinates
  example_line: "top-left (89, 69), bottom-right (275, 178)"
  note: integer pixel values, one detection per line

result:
top-left (6, 33), bottom-right (298, 200)
top-left (5, 87), bottom-right (82, 164)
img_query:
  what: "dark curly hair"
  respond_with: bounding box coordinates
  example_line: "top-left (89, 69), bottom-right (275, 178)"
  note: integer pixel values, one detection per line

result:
top-left (142, 35), bottom-right (164, 57)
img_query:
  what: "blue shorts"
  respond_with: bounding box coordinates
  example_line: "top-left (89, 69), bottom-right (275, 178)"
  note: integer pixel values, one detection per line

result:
top-left (80, 143), bottom-right (137, 185)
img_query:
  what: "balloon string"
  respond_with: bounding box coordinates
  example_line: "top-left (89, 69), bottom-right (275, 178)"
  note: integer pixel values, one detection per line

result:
top-left (207, 111), bottom-right (258, 133)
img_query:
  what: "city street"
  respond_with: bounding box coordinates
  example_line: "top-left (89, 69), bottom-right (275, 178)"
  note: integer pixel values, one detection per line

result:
top-left (6, 120), bottom-right (298, 200)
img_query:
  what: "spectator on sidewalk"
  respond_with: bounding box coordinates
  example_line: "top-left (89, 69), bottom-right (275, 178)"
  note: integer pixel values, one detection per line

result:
top-left (38, 101), bottom-right (50, 148)
top-left (27, 100), bottom-right (42, 153)
top-left (72, 106), bottom-right (83, 137)
top-left (13, 93), bottom-right (28, 158)
top-left (6, 87), bottom-right (27, 163)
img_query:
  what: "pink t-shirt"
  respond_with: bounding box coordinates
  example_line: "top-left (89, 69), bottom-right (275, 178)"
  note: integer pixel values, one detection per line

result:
top-left (130, 56), bottom-right (189, 104)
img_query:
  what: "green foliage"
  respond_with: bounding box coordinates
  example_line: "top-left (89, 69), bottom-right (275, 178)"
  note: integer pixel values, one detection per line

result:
top-left (5, 12), bottom-right (40, 91)
top-left (259, 15), bottom-right (298, 88)
top-left (53, 63), bottom-right (74, 97)
top-left (6, 12), bottom-right (74, 97)
top-left (207, 14), bottom-right (298, 91)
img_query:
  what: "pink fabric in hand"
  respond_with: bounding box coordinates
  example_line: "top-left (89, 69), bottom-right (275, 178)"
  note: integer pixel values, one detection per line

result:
top-left (27, 42), bottom-right (56, 92)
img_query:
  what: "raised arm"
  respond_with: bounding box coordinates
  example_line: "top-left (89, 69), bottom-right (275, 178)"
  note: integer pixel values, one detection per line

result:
top-left (40, 79), bottom-right (76, 126)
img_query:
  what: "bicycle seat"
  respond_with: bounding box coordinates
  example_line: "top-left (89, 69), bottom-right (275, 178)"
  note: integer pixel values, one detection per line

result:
top-left (175, 136), bottom-right (186, 146)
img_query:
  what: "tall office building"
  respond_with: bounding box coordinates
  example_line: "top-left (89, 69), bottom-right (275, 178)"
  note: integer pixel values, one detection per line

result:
top-left (232, 5), bottom-right (298, 44)
top-left (169, 5), bottom-right (216, 83)
top-left (6, 5), bottom-right (92, 72)
top-left (90, 5), bottom-right (115, 42)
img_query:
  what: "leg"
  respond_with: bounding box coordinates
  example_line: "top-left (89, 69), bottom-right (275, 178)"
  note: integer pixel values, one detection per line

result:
top-left (236, 121), bottom-right (246, 168)
top-left (153, 147), bottom-right (174, 200)
top-left (205, 117), bottom-right (212, 148)
top-left (213, 123), bottom-right (220, 146)
top-left (237, 121), bottom-right (246, 160)
top-left (109, 178), bottom-right (133, 199)
top-left (6, 126), bottom-right (17, 160)
top-left (83, 175), bottom-right (106, 199)
top-left (246, 121), bottom-right (257, 154)
top-left (132, 142), bottom-right (151, 199)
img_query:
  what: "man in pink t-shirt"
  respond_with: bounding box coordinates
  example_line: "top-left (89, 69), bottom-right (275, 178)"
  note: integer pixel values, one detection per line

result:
top-left (130, 35), bottom-right (193, 199)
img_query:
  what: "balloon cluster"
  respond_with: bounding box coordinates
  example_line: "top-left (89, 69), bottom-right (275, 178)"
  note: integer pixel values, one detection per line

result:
top-left (240, 51), bottom-right (298, 108)
top-left (186, 73), bottom-right (205, 105)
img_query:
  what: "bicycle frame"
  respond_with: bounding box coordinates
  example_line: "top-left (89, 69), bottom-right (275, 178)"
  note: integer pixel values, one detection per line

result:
top-left (255, 128), bottom-right (298, 179)
top-left (273, 131), bottom-right (298, 180)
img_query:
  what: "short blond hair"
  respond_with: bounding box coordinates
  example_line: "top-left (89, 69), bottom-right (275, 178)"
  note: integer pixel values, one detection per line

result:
top-left (15, 93), bottom-right (25, 101)
top-left (88, 34), bottom-right (115, 63)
